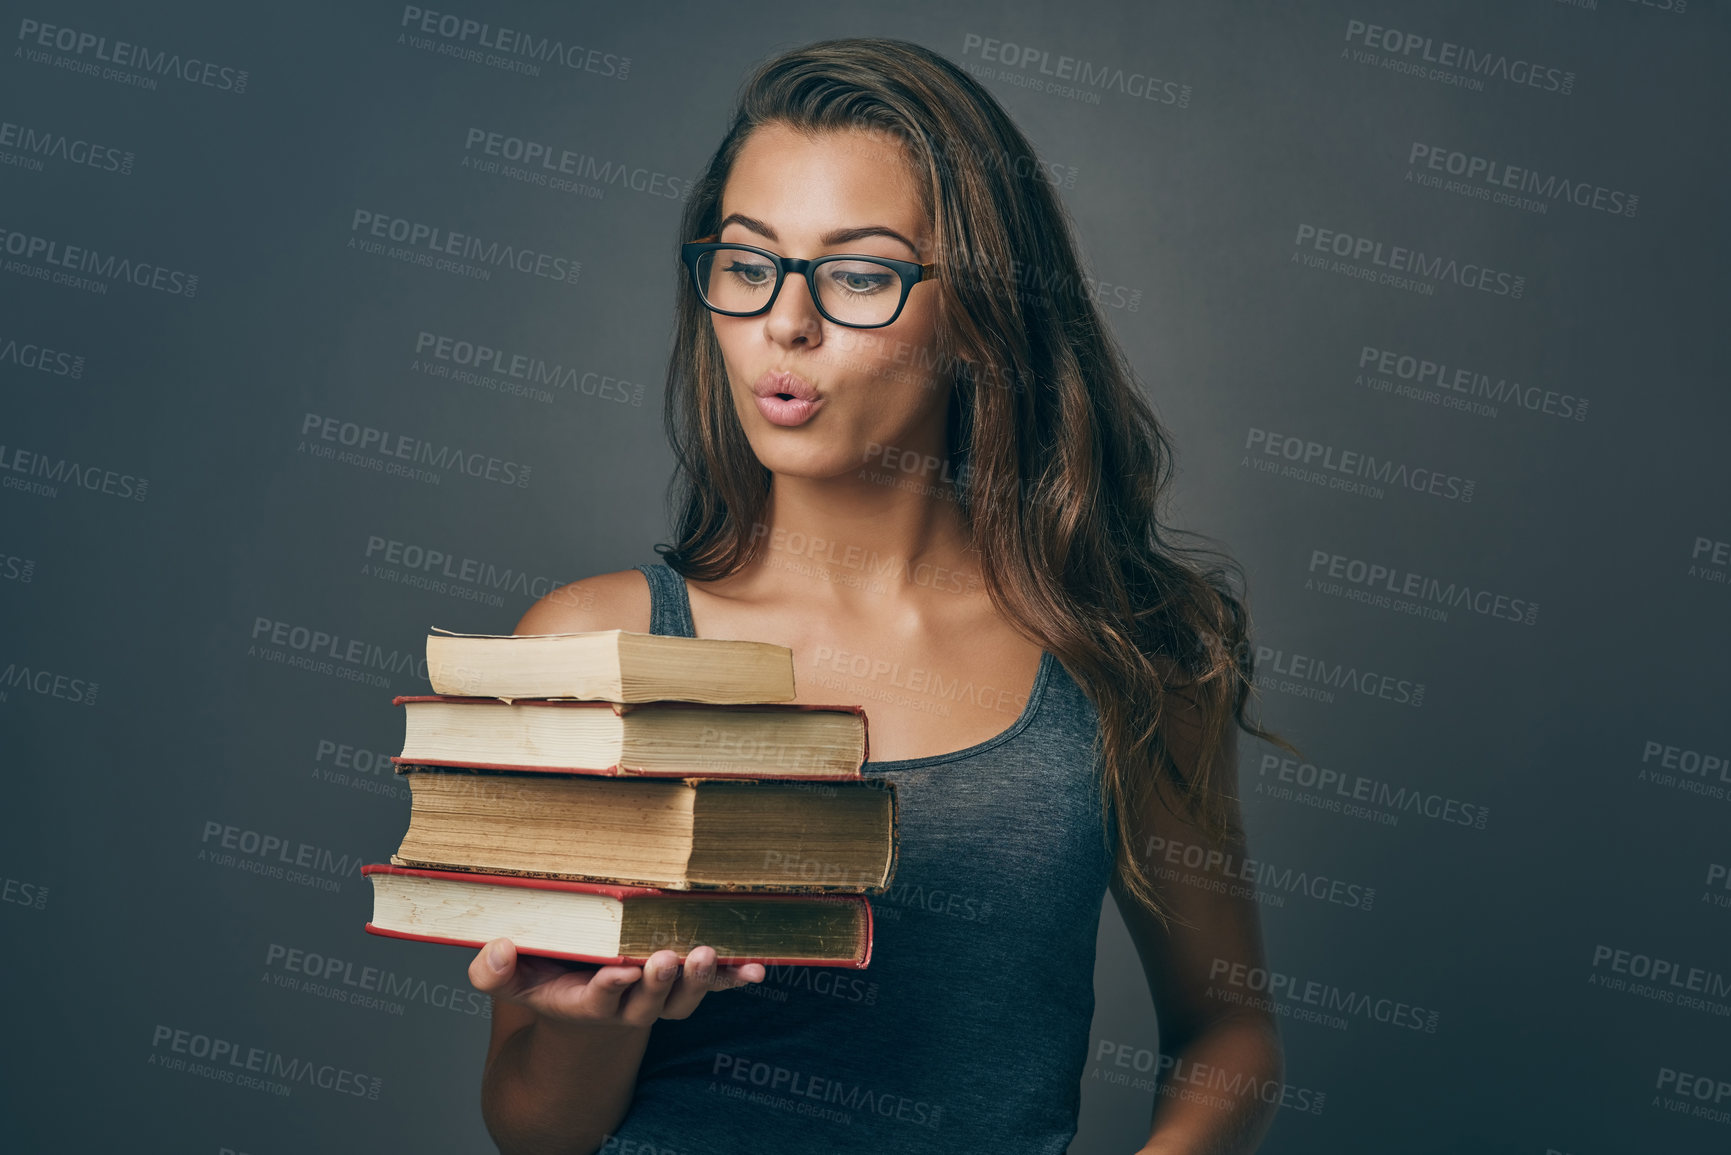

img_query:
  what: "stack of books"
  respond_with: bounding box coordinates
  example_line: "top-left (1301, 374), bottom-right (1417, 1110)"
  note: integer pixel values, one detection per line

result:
top-left (361, 627), bottom-right (894, 968)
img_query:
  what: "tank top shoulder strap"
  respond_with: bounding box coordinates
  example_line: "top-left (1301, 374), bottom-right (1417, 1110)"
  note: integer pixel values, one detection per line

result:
top-left (634, 562), bottom-right (695, 638)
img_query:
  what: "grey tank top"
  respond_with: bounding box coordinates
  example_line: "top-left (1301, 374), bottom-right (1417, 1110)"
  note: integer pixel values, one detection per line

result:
top-left (607, 562), bottom-right (1119, 1154)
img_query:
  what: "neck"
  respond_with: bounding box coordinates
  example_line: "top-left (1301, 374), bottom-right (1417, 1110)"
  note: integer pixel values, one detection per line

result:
top-left (746, 465), bottom-right (981, 607)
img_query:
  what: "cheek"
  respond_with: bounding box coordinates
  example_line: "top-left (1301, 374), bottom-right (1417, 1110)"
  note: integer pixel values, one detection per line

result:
top-left (884, 301), bottom-right (942, 378)
top-left (868, 330), bottom-right (944, 399)
top-left (711, 320), bottom-right (743, 365)
top-left (843, 313), bottom-right (940, 383)
top-left (710, 324), bottom-right (756, 393)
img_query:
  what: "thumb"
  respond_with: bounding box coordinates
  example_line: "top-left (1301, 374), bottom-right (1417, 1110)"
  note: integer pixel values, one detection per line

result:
top-left (468, 937), bottom-right (521, 995)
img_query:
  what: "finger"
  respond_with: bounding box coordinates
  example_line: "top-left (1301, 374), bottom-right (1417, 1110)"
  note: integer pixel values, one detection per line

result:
top-left (574, 964), bottom-right (641, 1018)
top-left (617, 949), bottom-right (683, 1026)
top-left (712, 960), bottom-right (767, 989)
top-left (659, 946), bottom-right (719, 1019)
top-left (680, 954), bottom-right (766, 1002)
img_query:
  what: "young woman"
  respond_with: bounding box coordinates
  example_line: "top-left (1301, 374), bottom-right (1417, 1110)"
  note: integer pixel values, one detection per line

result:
top-left (466, 37), bottom-right (1291, 1155)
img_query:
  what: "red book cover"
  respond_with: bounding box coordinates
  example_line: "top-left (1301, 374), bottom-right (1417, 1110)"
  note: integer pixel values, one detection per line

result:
top-left (360, 863), bottom-right (875, 968)
top-left (390, 695), bottom-right (871, 778)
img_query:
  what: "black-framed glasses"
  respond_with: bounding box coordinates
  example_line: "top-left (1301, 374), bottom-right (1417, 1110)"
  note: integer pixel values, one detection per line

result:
top-left (681, 235), bottom-right (936, 329)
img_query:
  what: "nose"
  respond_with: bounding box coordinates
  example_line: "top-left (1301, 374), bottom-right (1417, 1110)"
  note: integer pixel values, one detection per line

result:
top-left (763, 267), bottom-right (824, 345)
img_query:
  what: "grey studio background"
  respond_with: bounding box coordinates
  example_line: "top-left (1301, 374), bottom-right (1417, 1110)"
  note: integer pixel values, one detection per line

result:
top-left (2, 1), bottom-right (1727, 1153)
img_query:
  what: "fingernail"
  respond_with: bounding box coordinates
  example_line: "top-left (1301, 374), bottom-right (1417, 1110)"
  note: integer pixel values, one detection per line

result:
top-left (486, 940), bottom-right (510, 974)
top-left (656, 962), bottom-right (677, 981)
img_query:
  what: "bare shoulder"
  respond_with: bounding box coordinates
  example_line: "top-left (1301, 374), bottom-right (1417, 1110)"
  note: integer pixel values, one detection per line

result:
top-left (512, 568), bottom-right (653, 636)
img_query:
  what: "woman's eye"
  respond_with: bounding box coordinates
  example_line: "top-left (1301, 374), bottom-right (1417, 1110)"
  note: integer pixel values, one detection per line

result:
top-left (830, 269), bottom-right (892, 293)
top-left (723, 260), bottom-right (773, 284)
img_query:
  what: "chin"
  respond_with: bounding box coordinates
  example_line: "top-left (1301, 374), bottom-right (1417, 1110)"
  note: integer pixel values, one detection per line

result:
top-left (746, 437), bottom-right (854, 479)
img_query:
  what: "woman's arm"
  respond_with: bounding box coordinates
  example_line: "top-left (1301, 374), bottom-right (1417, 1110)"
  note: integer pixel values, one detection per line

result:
top-left (476, 949), bottom-right (658, 1155)
top-left (1111, 687), bottom-right (1285, 1155)
top-left (474, 941), bottom-right (756, 1155)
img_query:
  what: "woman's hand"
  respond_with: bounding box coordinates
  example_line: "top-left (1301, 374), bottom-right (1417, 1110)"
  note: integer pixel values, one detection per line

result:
top-left (467, 938), bottom-right (766, 1027)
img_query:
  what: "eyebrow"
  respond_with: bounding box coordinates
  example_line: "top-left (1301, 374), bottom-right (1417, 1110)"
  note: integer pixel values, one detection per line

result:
top-left (717, 212), bottom-right (920, 257)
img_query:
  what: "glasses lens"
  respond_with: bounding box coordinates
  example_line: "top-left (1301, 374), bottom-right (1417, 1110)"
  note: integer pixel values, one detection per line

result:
top-left (695, 248), bottom-right (778, 313)
top-left (814, 258), bottom-right (902, 326)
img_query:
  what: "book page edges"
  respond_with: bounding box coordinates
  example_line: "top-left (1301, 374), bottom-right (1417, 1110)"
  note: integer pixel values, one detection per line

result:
top-left (362, 922), bottom-right (867, 968)
top-left (392, 695), bottom-right (863, 717)
top-left (388, 756), bottom-right (867, 780)
top-left (428, 627), bottom-right (626, 639)
top-left (364, 862), bottom-right (873, 905)
top-left (364, 863), bottom-right (872, 966)
top-left (387, 853), bottom-right (891, 895)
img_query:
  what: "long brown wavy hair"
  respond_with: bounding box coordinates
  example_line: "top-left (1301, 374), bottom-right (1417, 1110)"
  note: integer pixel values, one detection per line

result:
top-left (653, 36), bottom-right (1298, 925)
